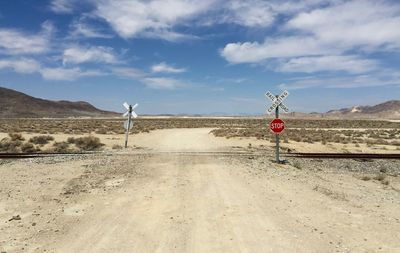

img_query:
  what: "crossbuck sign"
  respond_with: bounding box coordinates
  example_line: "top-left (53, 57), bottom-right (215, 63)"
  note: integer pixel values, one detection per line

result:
top-left (266, 90), bottom-right (290, 114)
top-left (265, 90), bottom-right (290, 164)
top-left (122, 102), bottom-right (138, 148)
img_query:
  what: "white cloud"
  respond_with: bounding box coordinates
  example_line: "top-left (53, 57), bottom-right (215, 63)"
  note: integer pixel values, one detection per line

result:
top-left (0, 22), bottom-right (53, 55)
top-left (0, 57), bottom-right (105, 81)
top-left (112, 67), bottom-right (146, 79)
top-left (141, 30), bottom-right (199, 42)
top-left (39, 67), bottom-right (103, 81)
top-left (0, 58), bottom-right (41, 74)
top-left (280, 72), bottom-right (400, 90)
top-left (142, 77), bottom-right (186, 89)
top-left (220, 0), bottom-right (400, 76)
top-left (223, 0), bottom-right (275, 27)
top-left (151, 62), bottom-right (186, 73)
top-left (278, 55), bottom-right (378, 74)
top-left (268, 0), bottom-right (342, 14)
top-left (221, 36), bottom-right (334, 64)
top-left (76, 0), bottom-right (346, 42)
top-left (69, 18), bottom-right (113, 38)
top-left (50, 0), bottom-right (76, 14)
top-left (63, 45), bottom-right (119, 65)
top-left (94, 0), bottom-right (216, 40)
top-left (286, 0), bottom-right (400, 50)
top-left (112, 66), bottom-right (188, 89)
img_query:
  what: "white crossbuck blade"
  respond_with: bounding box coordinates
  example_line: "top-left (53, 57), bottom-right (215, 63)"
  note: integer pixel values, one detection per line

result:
top-left (122, 102), bottom-right (139, 118)
top-left (130, 110), bottom-right (138, 118)
top-left (265, 90), bottom-right (290, 114)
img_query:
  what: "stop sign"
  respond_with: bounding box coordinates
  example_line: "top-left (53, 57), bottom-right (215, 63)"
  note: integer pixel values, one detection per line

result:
top-left (270, 118), bottom-right (285, 134)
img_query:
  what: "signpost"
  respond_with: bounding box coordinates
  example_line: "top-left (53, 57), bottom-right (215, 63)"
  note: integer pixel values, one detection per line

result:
top-left (266, 90), bottom-right (289, 163)
top-left (122, 102), bottom-right (138, 148)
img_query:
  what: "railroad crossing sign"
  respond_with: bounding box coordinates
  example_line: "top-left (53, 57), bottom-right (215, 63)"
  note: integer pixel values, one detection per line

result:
top-left (265, 90), bottom-right (289, 164)
top-left (266, 90), bottom-right (289, 114)
top-left (270, 118), bottom-right (285, 134)
top-left (122, 102), bottom-right (138, 148)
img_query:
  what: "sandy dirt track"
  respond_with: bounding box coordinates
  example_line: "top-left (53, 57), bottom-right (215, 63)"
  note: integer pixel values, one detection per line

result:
top-left (1, 128), bottom-right (400, 252)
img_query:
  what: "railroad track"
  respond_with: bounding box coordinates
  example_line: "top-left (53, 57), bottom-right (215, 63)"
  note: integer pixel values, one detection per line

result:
top-left (0, 152), bottom-right (95, 159)
top-left (2, 151), bottom-right (400, 160)
top-left (286, 153), bottom-right (400, 159)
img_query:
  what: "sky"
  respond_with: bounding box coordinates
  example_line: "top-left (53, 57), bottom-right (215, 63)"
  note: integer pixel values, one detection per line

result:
top-left (0, 0), bottom-right (400, 115)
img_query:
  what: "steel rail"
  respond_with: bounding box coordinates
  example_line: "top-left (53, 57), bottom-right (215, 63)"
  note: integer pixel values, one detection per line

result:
top-left (0, 152), bottom-right (96, 159)
top-left (2, 151), bottom-right (400, 160)
top-left (285, 153), bottom-right (400, 159)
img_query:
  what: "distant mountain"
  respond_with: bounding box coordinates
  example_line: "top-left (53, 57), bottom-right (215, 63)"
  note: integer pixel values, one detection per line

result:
top-left (325, 100), bottom-right (400, 118)
top-left (0, 87), bottom-right (118, 118)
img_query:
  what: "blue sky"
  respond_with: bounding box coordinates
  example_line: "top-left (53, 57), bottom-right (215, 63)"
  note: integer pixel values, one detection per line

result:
top-left (0, 0), bottom-right (400, 115)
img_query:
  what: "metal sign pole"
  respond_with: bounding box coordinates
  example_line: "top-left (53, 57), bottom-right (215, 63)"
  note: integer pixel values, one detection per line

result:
top-left (124, 105), bottom-right (132, 148)
top-left (275, 95), bottom-right (280, 163)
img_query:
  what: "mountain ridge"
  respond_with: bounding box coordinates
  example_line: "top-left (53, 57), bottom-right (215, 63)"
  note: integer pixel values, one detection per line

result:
top-left (326, 100), bottom-right (400, 118)
top-left (0, 87), bottom-right (118, 118)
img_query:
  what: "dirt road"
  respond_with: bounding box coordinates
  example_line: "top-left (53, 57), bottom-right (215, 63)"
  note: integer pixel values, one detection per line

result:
top-left (1, 129), bottom-right (399, 252)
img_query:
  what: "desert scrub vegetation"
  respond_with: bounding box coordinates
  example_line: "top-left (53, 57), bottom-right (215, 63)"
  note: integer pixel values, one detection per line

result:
top-left (0, 137), bottom-right (22, 152)
top-left (1, 118), bottom-right (400, 146)
top-left (211, 127), bottom-right (400, 146)
top-left (52, 142), bottom-right (71, 153)
top-left (1, 118), bottom-right (400, 135)
top-left (67, 136), bottom-right (104, 151)
top-left (20, 142), bottom-right (39, 153)
top-left (9, 132), bottom-right (25, 141)
top-left (0, 133), bottom-right (41, 153)
top-left (292, 160), bottom-right (302, 170)
top-left (112, 144), bottom-right (123, 150)
top-left (29, 135), bottom-right (54, 145)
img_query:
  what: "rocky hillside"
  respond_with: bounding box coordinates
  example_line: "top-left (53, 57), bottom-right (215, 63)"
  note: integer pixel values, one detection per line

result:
top-left (0, 87), bottom-right (118, 118)
top-left (326, 100), bottom-right (400, 118)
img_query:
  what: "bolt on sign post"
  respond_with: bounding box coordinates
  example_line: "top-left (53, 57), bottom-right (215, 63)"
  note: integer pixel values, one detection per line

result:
top-left (122, 102), bottom-right (138, 148)
top-left (265, 90), bottom-right (289, 163)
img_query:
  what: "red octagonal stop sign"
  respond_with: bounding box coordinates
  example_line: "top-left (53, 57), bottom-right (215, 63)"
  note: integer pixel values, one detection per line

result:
top-left (270, 118), bottom-right (285, 134)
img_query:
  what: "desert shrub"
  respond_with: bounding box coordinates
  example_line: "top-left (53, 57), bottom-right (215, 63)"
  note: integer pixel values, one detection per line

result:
top-left (95, 129), bottom-right (108, 134)
top-left (361, 175), bottom-right (371, 181)
top-left (29, 135), bottom-right (54, 145)
top-left (9, 133), bottom-right (25, 141)
top-left (73, 136), bottom-right (104, 151)
top-left (382, 179), bottom-right (390, 185)
top-left (52, 142), bottom-right (70, 153)
top-left (0, 137), bottom-right (23, 152)
top-left (374, 174), bottom-right (386, 181)
top-left (292, 160), bottom-right (302, 170)
top-left (391, 141), bottom-right (400, 146)
top-left (67, 137), bottom-right (76, 144)
top-left (21, 143), bottom-right (38, 153)
top-left (112, 144), bottom-right (123, 150)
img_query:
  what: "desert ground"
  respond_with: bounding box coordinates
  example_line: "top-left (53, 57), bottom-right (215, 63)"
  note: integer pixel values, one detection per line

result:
top-left (1, 119), bottom-right (400, 252)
